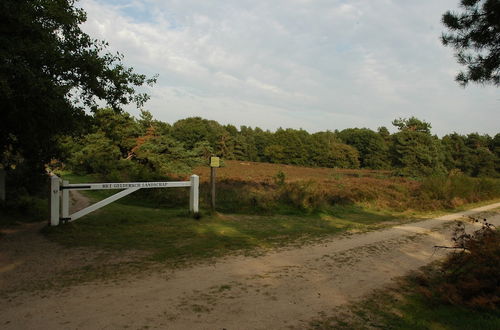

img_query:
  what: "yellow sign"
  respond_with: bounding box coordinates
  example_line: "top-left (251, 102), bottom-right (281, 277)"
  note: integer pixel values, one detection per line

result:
top-left (210, 157), bottom-right (220, 168)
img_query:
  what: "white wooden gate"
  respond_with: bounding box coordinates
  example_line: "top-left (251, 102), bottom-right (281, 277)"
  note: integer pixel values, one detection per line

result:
top-left (49, 174), bottom-right (199, 226)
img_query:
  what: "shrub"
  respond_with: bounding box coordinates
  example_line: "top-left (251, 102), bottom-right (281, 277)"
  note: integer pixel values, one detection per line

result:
top-left (273, 170), bottom-right (286, 186)
top-left (418, 172), bottom-right (500, 209)
top-left (279, 180), bottom-right (327, 212)
top-left (0, 193), bottom-right (48, 225)
top-left (417, 218), bottom-right (500, 310)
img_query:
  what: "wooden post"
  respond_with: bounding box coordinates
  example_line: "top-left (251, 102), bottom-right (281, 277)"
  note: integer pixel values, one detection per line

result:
top-left (61, 180), bottom-right (69, 219)
top-left (190, 175), bottom-right (199, 214)
top-left (209, 156), bottom-right (220, 212)
top-left (210, 167), bottom-right (216, 211)
top-left (50, 175), bottom-right (60, 226)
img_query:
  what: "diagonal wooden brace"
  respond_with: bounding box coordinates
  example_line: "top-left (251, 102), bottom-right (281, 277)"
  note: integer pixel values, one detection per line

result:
top-left (67, 187), bottom-right (140, 222)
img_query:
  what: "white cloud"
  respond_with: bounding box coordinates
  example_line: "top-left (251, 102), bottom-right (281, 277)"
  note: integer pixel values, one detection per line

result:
top-left (78, 0), bottom-right (499, 136)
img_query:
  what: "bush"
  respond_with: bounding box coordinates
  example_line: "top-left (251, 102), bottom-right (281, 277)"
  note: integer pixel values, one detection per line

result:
top-left (416, 218), bottom-right (500, 310)
top-left (0, 193), bottom-right (48, 225)
top-left (279, 180), bottom-right (327, 212)
top-left (273, 170), bottom-right (286, 186)
top-left (417, 172), bottom-right (500, 209)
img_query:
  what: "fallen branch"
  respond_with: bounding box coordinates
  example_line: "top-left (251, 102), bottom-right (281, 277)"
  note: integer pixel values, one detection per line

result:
top-left (433, 245), bottom-right (467, 250)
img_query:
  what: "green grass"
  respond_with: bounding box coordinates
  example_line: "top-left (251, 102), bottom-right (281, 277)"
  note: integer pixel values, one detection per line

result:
top-left (44, 200), bottom-right (402, 264)
top-left (309, 273), bottom-right (500, 330)
top-left (43, 171), bottom-right (413, 264)
top-left (385, 295), bottom-right (500, 330)
top-left (44, 171), bottom-right (500, 265)
top-left (12, 172), bottom-right (500, 294)
top-left (40, 200), bottom-right (405, 291)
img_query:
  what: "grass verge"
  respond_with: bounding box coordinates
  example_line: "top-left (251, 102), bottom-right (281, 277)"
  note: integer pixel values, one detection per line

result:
top-left (44, 171), bottom-right (500, 266)
top-left (308, 263), bottom-right (500, 330)
top-left (43, 200), bottom-right (404, 264)
top-left (36, 171), bottom-right (499, 292)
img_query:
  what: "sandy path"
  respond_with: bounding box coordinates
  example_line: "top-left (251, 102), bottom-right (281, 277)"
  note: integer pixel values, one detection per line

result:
top-left (0, 191), bottom-right (148, 295)
top-left (1, 203), bottom-right (499, 330)
top-left (69, 190), bottom-right (91, 214)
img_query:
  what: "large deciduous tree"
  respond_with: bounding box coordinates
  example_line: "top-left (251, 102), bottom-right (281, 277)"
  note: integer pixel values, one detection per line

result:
top-left (442, 0), bottom-right (500, 86)
top-left (0, 0), bottom-right (156, 188)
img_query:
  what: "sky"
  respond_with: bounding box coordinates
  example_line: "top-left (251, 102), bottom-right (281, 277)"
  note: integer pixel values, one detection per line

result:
top-left (78, 0), bottom-right (499, 137)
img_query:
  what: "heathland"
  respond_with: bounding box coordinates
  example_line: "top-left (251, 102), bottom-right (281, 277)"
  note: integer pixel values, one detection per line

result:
top-left (2, 97), bottom-right (499, 330)
top-left (2, 1), bottom-right (500, 327)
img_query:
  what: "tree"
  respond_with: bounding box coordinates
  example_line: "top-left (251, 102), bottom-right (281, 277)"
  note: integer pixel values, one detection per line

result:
top-left (133, 135), bottom-right (203, 176)
top-left (326, 143), bottom-right (360, 169)
top-left (264, 145), bottom-right (286, 164)
top-left (67, 131), bottom-right (121, 175)
top-left (377, 126), bottom-right (391, 143)
top-left (0, 0), bottom-right (156, 189)
top-left (491, 133), bottom-right (500, 173)
top-left (271, 128), bottom-right (311, 165)
top-left (391, 118), bottom-right (445, 176)
top-left (441, 133), bottom-right (472, 172)
top-left (391, 117), bottom-right (432, 134)
top-left (171, 117), bottom-right (226, 151)
top-left (234, 126), bottom-right (259, 161)
top-left (93, 108), bottom-right (141, 155)
top-left (464, 133), bottom-right (497, 176)
top-left (391, 131), bottom-right (446, 177)
top-left (442, 0), bottom-right (500, 86)
top-left (337, 128), bottom-right (390, 169)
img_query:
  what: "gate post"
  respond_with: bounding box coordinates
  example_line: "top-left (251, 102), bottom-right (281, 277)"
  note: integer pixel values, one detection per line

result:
top-left (50, 175), bottom-right (61, 226)
top-left (190, 175), bottom-right (199, 214)
top-left (61, 180), bottom-right (69, 219)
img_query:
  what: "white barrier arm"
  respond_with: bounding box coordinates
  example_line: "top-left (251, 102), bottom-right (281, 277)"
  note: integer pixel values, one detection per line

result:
top-left (53, 176), bottom-right (199, 225)
top-left (63, 181), bottom-right (190, 190)
top-left (68, 187), bottom-right (140, 222)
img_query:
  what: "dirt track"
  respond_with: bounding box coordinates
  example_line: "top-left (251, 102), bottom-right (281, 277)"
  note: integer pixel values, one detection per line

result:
top-left (1, 203), bottom-right (499, 330)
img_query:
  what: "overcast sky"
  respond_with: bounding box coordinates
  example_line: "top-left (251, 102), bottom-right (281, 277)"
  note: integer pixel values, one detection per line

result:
top-left (79, 0), bottom-right (499, 136)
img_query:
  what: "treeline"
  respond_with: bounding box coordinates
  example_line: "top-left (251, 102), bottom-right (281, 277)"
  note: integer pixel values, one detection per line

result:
top-left (58, 109), bottom-right (499, 179)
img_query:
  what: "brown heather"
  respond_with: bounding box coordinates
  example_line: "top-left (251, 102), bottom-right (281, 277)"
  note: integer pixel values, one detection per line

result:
top-left (191, 161), bottom-right (500, 213)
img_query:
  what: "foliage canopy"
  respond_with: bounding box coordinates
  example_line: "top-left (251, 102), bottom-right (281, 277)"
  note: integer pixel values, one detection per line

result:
top-left (442, 0), bottom-right (500, 86)
top-left (0, 0), bottom-right (156, 181)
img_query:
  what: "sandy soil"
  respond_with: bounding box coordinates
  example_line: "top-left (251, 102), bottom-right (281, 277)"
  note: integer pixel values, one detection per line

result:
top-left (0, 191), bottom-right (150, 295)
top-left (1, 202), bottom-right (499, 330)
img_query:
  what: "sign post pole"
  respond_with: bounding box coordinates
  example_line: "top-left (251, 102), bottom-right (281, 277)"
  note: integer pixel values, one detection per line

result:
top-left (211, 167), bottom-right (216, 211)
top-left (210, 157), bottom-right (220, 212)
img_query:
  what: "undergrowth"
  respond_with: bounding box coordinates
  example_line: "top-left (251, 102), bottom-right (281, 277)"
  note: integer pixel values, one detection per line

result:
top-left (55, 163), bottom-right (500, 216)
top-left (308, 215), bottom-right (500, 329)
top-left (418, 217), bottom-right (499, 310)
top-left (200, 172), bottom-right (499, 214)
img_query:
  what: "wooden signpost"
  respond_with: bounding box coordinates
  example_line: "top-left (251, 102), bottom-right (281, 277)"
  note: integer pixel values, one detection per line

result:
top-left (210, 157), bottom-right (220, 211)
